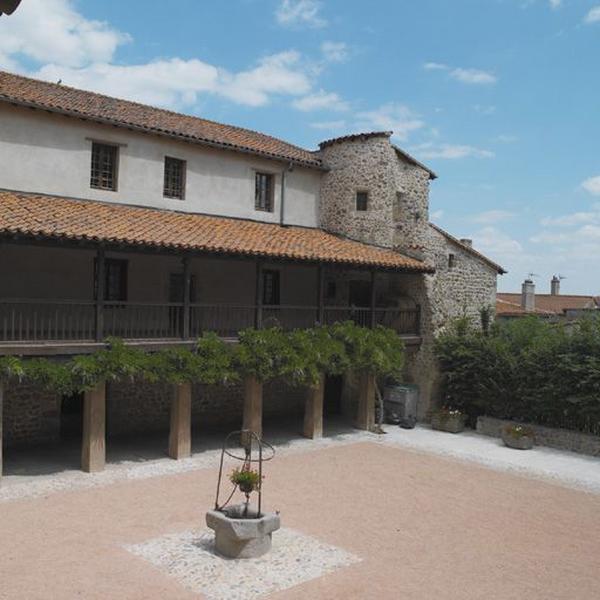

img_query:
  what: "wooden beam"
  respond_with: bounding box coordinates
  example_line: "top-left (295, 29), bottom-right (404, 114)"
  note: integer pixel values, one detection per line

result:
top-left (370, 270), bottom-right (377, 329)
top-left (168, 382), bottom-right (192, 459)
top-left (317, 265), bottom-right (325, 324)
top-left (243, 375), bottom-right (263, 439)
top-left (81, 382), bottom-right (106, 473)
top-left (0, 383), bottom-right (3, 484)
top-left (303, 374), bottom-right (324, 439)
top-left (182, 256), bottom-right (191, 340)
top-left (254, 260), bottom-right (263, 329)
top-left (95, 248), bottom-right (105, 342)
top-left (356, 372), bottom-right (375, 431)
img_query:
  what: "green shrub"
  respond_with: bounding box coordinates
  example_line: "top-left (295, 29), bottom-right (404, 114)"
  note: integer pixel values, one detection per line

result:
top-left (435, 315), bottom-right (600, 434)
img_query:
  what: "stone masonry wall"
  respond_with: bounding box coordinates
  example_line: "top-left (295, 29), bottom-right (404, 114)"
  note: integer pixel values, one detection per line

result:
top-left (3, 382), bottom-right (60, 448)
top-left (318, 133), bottom-right (499, 417)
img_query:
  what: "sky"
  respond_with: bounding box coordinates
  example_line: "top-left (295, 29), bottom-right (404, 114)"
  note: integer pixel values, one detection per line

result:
top-left (0, 0), bottom-right (599, 294)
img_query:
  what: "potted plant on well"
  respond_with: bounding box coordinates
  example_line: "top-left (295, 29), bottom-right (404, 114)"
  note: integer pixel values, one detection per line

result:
top-left (431, 407), bottom-right (467, 433)
top-left (501, 424), bottom-right (535, 450)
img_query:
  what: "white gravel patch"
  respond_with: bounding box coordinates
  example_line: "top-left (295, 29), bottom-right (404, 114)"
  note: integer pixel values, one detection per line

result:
top-left (125, 527), bottom-right (360, 600)
top-left (378, 425), bottom-right (600, 495)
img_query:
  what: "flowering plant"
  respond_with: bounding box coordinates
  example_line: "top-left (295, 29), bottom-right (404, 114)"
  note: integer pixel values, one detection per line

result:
top-left (503, 424), bottom-right (534, 439)
top-left (229, 466), bottom-right (262, 494)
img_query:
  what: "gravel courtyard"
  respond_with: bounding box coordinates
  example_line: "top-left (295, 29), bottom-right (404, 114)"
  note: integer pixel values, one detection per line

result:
top-left (1, 427), bottom-right (599, 599)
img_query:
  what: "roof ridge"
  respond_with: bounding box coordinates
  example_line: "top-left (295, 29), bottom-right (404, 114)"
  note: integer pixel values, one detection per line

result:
top-left (0, 69), bottom-right (312, 151)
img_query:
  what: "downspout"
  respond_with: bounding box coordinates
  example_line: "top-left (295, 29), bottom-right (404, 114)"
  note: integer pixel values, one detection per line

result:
top-left (280, 162), bottom-right (294, 226)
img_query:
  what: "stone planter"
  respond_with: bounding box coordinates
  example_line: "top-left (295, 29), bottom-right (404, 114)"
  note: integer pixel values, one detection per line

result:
top-left (501, 431), bottom-right (534, 450)
top-left (206, 504), bottom-right (280, 559)
top-left (431, 413), bottom-right (467, 434)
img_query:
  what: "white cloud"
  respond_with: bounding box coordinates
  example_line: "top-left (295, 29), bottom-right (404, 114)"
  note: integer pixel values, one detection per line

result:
top-left (473, 226), bottom-right (523, 259)
top-left (450, 68), bottom-right (497, 85)
top-left (292, 90), bottom-right (349, 112)
top-left (423, 62), bottom-right (448, 71)
top-left (321, 41), bottom-right (348, 63)
top-left (310, 120), bottom-right (346, 130)
top-left (410, 143), bottom-right (494, 160)
top-left (0, 1), bottom-right (317, 110)
top-left (474, 105), bottom-right (497, 116)
top-left (584, 6), bottom-right (600, 23)
top-left (430, 209), bottom-right (444, 220)
top-left (582, 176), bottom-right (600, 196)
top-left (0, 0), bottom-right (129, 69)
top-left (35, 51), bottom-right (312, 109)
top-left (355, 103), bottom-right (424, 141)
top-left (541, 204), bottom-right (600, 227)
top-left (471, 210), bottom-right (516, 225)
top-left (493, 134), bottom-right (519, 143)
top-left (549, 0), bottom-right (562, 8)
top-left (275, 0), bottom-right (326, 28)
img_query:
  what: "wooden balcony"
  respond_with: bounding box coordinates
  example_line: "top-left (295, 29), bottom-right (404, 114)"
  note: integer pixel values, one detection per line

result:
top-left (0, 299), bottom-right (421, 352)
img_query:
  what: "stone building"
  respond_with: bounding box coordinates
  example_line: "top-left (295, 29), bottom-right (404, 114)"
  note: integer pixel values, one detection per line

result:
top-left (0, 71), bottom-right (504, 476)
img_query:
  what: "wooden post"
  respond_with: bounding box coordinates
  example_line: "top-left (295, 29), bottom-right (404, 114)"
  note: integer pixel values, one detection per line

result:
top-left (356, 371), bottom-right (375, 431)
top-left (169, 382), bottom-right (192, 459)
top-left (254, 260), bottom-right (263, 329)
top-left (243, 375), bottom-right (263, 439)
top-left (95, 248), bottom-right (105, 342)
top-left (303, 374), bottom-right (324, 439)
top-left (81, 382), bottom-right (106, 473)
top-left (0, 383), bottom-right (3, 484)
top-left (317, 265), bottom-right (325, 325)
top-left (182, 257), bottom-right (191, 340)
top-left (370, 270), bottom-right (377, 329)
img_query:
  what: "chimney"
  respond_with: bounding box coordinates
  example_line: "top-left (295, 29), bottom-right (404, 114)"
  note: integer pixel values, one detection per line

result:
top-left (521, 279), bottom-right (535, 312)
top-left (460, 238), bottom-right (473, 247)
top-left (551, 275), bottom-right (560, 296)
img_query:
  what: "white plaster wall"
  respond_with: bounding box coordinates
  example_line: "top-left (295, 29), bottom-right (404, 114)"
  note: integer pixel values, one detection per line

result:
top-left (0, 104), bottom-right (320, 227)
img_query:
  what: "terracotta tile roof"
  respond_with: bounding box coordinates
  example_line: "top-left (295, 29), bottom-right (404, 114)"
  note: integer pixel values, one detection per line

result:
top-left (0, 191), bottom-right (433, 272)
top-left (0, 70), bottom-right (322, 169)
top-left (495, 298), bottom-right (553, 317)
top-left (429, 223), bottom-right (506, 274)
top-left (497, 293), bottom-right (600, 316)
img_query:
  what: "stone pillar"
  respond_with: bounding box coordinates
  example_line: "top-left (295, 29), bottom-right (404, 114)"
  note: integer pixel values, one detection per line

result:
top-left (356, 372), bottom-right (375, 431)
top-left (81, 382), bottom-right (106, 473)
top-left (303, 374), bottom-right (325, 439)
top-left (243, 375), bottom-right (263, 439)
top-left (169, 382), bottom-right (192, 460)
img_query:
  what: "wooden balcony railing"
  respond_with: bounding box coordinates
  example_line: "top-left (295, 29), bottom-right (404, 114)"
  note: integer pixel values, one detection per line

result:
top-left (0, 299), bottom-right (421, 343)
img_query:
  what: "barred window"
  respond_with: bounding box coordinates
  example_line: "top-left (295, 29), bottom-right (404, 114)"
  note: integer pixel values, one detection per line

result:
top-left (263, 270), bottom-right (280, 305)
top-left (90, 142), bottom-right (118, 191)
top-left (164, 156), bottom-right (186, 199)
top-left (356, 191), bottom-right (369, 211)
top-left (255, 172), bottom-right (274, 212)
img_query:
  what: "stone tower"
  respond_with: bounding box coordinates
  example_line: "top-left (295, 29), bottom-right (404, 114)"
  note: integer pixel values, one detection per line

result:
top-left (318, 131), bottom-right (434, 254)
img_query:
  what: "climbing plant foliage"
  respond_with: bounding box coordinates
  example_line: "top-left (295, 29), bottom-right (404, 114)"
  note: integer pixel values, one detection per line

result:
top-left (0, 323), bottom-right (405, 393)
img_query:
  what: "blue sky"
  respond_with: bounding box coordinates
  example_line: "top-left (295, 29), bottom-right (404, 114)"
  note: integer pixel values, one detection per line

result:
top-left (1, 0), bottom-right (599, 294)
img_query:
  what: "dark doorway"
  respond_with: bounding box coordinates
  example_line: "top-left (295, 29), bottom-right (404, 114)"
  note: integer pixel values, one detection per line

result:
top-left (60, 392), bottom-right (84, 441)
top-left (324, 375), bottom-right (343, 416)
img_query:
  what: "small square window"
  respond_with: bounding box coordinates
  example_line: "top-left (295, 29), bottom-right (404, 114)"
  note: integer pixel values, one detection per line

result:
top-left (90, 142), bottom-right (118, 191)
top-left (164, 156), bottom-right (186, 199)
top-left (448, 253), bottom-right (456, 269)
top-left (356, 191), bottom-right (369, 211)
top-left (255, 172), bottom-right (274, 212)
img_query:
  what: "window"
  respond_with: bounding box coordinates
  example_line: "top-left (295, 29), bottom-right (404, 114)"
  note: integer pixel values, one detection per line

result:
top-left (164, 156), bottom-right (186, 199)
top-left (326, 281), bottom-right (337, 301)
top-left (356, 191), bottom-right (369, 211)
top-left (448, 253), bottom-right (456, 269)
top-left (90, 142), bottom-right (118, 191)
top-left (262, 270), bottom-right (280, 305)
top-left (94, 258), bottom-right (128, 301)
top-left (255, 172), bottom-right (274, 212)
